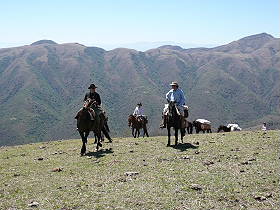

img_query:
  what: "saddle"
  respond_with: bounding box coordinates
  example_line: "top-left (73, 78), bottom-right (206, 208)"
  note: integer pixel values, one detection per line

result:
top-left (136, 115), bottom-right (148, 124)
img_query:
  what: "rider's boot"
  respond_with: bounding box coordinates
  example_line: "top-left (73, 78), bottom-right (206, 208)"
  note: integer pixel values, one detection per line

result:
top-left (160, 115), bottom-right (167, 128)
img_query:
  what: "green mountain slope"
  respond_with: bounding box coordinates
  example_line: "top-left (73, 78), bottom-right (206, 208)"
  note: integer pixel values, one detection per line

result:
top-left (0, 33), bottom-right (279, 145)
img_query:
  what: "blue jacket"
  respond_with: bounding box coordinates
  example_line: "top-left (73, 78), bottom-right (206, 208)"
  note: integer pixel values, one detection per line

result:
top-left (166, 88), bottom-right (186, 107)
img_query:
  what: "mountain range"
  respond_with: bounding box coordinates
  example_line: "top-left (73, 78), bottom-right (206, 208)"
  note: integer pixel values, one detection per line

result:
top-left (0, 33), bottom-right (279, 146)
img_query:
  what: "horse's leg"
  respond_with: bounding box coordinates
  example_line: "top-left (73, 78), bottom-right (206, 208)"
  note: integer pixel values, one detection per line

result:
top-left (133, 128), bottom-right (137, 138)
top-left (134, 128), bottom-right (137, 138)
top-left (79, 131), bottom-right (87, 155)
top-left (131, 127), bottom-right (134, 137)
top-left (175, 128), bottom-right (178, 146)
top-left (144, 125), bottom-right (149, 137)
top-left (84, 131), bottom-right (89, 144)
top-left (94, 134), bottom-right (97, 144)
top-left (101, 133), bottom-right (104, 142)
top-left (95, 130), bottom-right (102, 151)
top-left (180, 128), bottom-right (184, 143)
top-left (167, 127), bottom-right (171, 146)
top-left (137, 129), bottom-right (140, 138)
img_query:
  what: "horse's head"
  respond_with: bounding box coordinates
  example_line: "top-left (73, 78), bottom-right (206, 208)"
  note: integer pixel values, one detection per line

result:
top-left (217, 125), bottom-right (223, 133)
top-left (128, 114), bottom-right (135, 127)
top-left (193, 120), bottom-right (201, 128)
top-left (168, 101), bottom-right (176, 108)
top-left (168, 101), bottom-right (180, 117)
top-left (76, 107), bottom-right (91, 121)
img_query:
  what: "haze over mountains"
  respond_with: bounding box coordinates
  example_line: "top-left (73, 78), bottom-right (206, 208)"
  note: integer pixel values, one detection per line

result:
top-left (0, 33), bottom-right (279, 146)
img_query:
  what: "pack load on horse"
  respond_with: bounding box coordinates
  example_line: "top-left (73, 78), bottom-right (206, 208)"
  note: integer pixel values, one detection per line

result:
top-left (227, 123), bottom-right (242, 131)
top-left (75, 84), bottom-right (112, 155)
top-left (160, 81), bottom-right (188, 146)
top-left (128, 103), bottom-right (149, 138)
top-left (193, 119), bottom-right (212, 133)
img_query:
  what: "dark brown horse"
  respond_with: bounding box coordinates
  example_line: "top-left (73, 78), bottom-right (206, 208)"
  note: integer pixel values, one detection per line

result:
top-left (94, 115), bottom-right (112, 143)
top-left (128, 115), bottom-right (149, 138)
top-left (217, 125), bottom-right (231, 132)
top-left (166, 101), bottom-right (185, 146)
top-left (75, 99), bottom-right (105, 155)
top-left (193, 120), bottom-right (212, 133)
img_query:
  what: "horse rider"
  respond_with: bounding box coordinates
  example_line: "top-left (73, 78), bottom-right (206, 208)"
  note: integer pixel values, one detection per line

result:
top-left (133, 102), bottom-right (146, 125)
top-left (83, 83), bottom-right (112, 142)
top-left (160, 81), bottom-right (187, 129)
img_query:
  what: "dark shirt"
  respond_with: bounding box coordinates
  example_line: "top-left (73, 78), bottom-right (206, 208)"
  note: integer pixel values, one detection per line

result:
top-left (84, 92), bottom-right (101, 105)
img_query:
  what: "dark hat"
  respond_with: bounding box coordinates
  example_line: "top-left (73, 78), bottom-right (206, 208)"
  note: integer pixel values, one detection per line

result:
top-left (137, 102), bottom-right (142, 106)
top-left (88, 84), bottom-right (97, 89)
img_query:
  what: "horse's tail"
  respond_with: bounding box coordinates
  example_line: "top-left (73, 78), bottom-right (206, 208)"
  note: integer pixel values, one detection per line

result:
top-left (104, 120), bottom-right (110, 133)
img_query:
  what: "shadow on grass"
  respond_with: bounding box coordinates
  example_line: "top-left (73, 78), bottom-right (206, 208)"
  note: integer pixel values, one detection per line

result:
top-left (85, 148), bottom-right (114, 158)
top-left (171, 143), bottom-right (198, 151)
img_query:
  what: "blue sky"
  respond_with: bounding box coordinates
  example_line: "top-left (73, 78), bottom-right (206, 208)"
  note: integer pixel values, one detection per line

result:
top-left (0, 0), bottom-right (279, 50)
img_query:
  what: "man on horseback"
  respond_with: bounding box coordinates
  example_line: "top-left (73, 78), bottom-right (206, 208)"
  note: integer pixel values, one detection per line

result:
top-left (133, 103), bottom-right (147, 126)
top-left (160, 81), bottom-right (187, 129)
top-left (83, 83), bottom-right (112, 142)
top-left (84, 84), bottom-right (101, 106)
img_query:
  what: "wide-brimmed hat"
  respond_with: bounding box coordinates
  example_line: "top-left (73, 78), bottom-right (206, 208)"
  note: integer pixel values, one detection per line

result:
top-left (88, 84), bottom-right (97, 89)
top-left (169, 81), bottom-right (179, 87)
top-left (137, 102), bottom-right (142, 106)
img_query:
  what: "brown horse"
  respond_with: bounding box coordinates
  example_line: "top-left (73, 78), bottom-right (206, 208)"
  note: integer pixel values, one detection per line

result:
top-left (166, 101), bottom-right (185, 146)
top-left (193, 120), bottom-right (212, 133)
top-left (128, 115), bottom-right (149, 138)
top-left (75, 99), bottom-right (105, 155)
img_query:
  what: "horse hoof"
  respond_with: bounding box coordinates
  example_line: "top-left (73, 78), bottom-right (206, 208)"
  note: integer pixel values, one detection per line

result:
top-left (167, 144), bottom-right (171, 147)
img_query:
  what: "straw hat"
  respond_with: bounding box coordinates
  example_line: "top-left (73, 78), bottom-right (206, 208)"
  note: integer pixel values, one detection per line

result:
top-left (169, 81), bottom-right (179, 87)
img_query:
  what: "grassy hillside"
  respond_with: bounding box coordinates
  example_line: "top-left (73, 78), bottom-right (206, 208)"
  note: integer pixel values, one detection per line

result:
top-left (0, 131), bottom-right (279, 210)
top-left (0, 33), bottom-right (279, 146)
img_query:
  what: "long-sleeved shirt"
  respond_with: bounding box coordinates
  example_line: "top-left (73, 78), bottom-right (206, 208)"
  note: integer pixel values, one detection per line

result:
top-left (166, 88), bottom-right (186, 107)
top-left (133, 106), bottom-right (144, 116)
top-left (84, 92), bottom-right (101, 105)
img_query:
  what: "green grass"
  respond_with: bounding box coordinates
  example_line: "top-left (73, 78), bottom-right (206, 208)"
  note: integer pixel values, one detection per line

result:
top-left (0, 131), bottom-right (279, 210)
